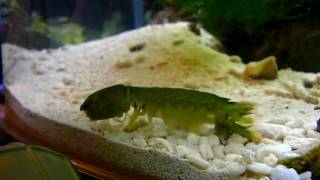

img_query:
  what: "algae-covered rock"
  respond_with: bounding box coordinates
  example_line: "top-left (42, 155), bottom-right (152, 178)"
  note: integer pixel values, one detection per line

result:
top-left (280, 142), bottom-right (320, 178)
top-left (244, 56), bottom-right (278, 80)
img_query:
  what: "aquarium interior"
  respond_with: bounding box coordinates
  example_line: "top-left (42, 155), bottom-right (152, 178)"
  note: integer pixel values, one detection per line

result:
top-left (0, 0), bottom-right (320, 179)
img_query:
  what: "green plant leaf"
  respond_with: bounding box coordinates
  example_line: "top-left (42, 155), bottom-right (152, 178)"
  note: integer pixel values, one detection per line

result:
top-left (0, 143), bottom-right (80, 180)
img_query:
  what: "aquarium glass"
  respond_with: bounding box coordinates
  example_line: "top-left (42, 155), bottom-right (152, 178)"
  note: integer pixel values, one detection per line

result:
top-left (1, 1), bottom-right (320, 179)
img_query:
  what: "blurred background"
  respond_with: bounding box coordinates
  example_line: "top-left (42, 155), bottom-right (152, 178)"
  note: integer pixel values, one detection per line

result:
top-left (1, 0), bottom-right (148, 49)
top-left (1, 0), bottom-right (320, 73)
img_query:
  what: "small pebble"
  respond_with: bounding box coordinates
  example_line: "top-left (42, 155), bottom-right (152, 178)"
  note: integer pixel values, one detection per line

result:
top-left (131, 138), bottom-right (147, 148)
top-left (187, 133), bottom-right (200, 146)
top-left (268, 115), bottom-right (293, 125)
top-left (114, 59), bottom-right (132, 69)
top-left (224, 143), bottom-right (246, 155)
top-left (306, 130), bottom-right (320, 138)
top-left (70, 98), bottom-right (79, 104)
top-left (283, 136), bottom-right (318, 150)
top-left (175, 145), bottom-right (190, 158)
top-left (299, 171), bottom-right (312, 180)
top-left (145, 119), bottom-right (167, 137)
top-left (209, 159), bottom-right (227, 173)
top-left (246, 142), bottom-right (266, 152)
top-left (96, 120), bottom-right (120, 132)
top-left (226, 162), bottom-right (246, 176)
top-left (199, 137), bottom-right (214, 160)
top-left (188, 148), bottom-right (202, 159)
top-left (256, 144), bottom-right (291, 161)
top-left (228, 134), bottom-right (248, 144)
top-left (229, 55), bottom-right (242, 63)
top-left (186, 154), bottom-right (209, 170)
top-left (286, 128), bottom-right (305, 138)
top-left (183, 82), bottom-right (199, 89)
top-left (207, 134), bottom-right (220, 147)
top-left (261, 138), bottom-right (280, 145)
top-left (263, 153), bottom-right (278, 167)
top-left (225, 154), bottom-right (243, 163)
top-left (304, 122), bottom-right (317, 131)
top-left (247, 162), bottom-right (273, 175)
top-left (280, 152), bottom-right (300, 159)
top-left (271, 167), bottom-right (299, 180)
top-left (258, 176), bottom-right (271, 180)
top-left (228, 68), bottom-right (243, 77)
top-left (62, 77), bottom-right (75, 86)
top-left (255, 123), bottom-right (290, 140)
top-left (242, 149), bottom-right (255, 163)
top-left (213, 145), bottom-right (225, 159)
top-left (285, 119), bottom-right (303, 128)
top-left (133, 54), bottom-right (145, 64)
top-left (153, 138), bottom-right (174, 153)
top-left (31, 62), bottom-right (46, 75)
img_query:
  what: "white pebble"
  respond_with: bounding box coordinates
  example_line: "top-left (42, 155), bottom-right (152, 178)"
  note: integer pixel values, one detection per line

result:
top-left (228, 134), bottom-right (248, 144)
top-left (242, 149), bottom-right (256, 163)
top-left (146, 118), bottom-right (167, 137)
top-left (153, 138), bottom-right (174, 153)
top-left (224, 143), bottom-right (246, 155)
top-left (199, 138), bottom-right (214, 160)
top-left (229, 55), bottom-right (242, 63)
top-left (263, 153), bottom-right (278, 167)
top-left (186, 154), bottom-right (209, 170)
top-left (226, 162), bottom-right (246, 176)
top-left (96, 119), bottom-right (120, 131)
top-left (56, 64), bottom-right (66, 72)
top-left (269, 116), bottom-right (292, 125)
top-left (96, 120), bottom-right (111, 131)
top-left (247, 162), bottom-right (273, 175)
top-left (271, 167), bottom-right (299, 180)
top-left (304, 122), bottom-right (317, 131)
top-left (210, 159), bottom-right (227, 169)
top-left (213, 145), bottom-right (225, 159)
top-left (286, 128), bottom-right (305, 138)
top-left (259, 176), bottom-right (271, 180)
top-left (275, 164), bottom-right (287, 169)
top-left (207, 134), bottom-right (220, 147)
top-left (187, 133), bottom-right (200, 146)
top-left (283, 136), bottom-right (319, 150)
top-left (285, 119), bottom-right (303, 128)
top-left (62, 76), bottom-right (76, 86)
top-left (225, 154), bottom-right (243, 163)
top-left (264, 88), bottom-right (293, 101)
top-left (175, 145), bottom-right (190, 158)
top-left (114, 59), bottom-right (132, 68)
top-left (166, 135), bottom-right (184, 145)
top-left (200, 136), bottom-right (209, 144)
top-left (306, 130), bottom-right (320, 138)
top-left (209, 159), bottom-right (227, 173)
top-left (280, 152), bottom-right (300, 159)
top-left (261, 138), bottom-right (280, 145)
top-left (246, 142), bottom-right (266, 152)
top-left (256, 144), bottom-right (291, 161)
top-left (131, 138), bottom-right (147, 148)
top-left (299, 171), bottom-right (312, 180)
top-left (211, 160), bottom-right (246, 176)
top-left (255, 123), bottom-right (290, 140)
top-left (188, 147), bottom-right (202, 158)
top-left (283, 81), bottom-right (307, 98)
top-left (31, 62), bottom-right (47, 75)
